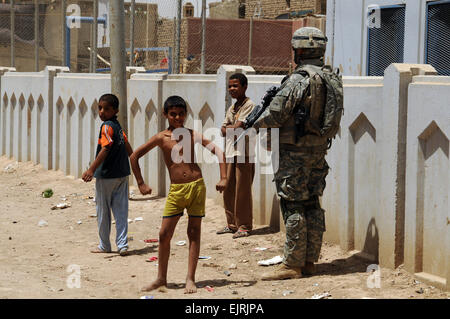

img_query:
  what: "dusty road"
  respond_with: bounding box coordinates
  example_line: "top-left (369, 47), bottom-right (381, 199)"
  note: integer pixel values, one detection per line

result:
top-left (0, 156), bottom-right (448, 299)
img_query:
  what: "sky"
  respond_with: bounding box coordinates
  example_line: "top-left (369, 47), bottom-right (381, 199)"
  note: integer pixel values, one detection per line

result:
top-left (124, 0), bottom-right (219, 18)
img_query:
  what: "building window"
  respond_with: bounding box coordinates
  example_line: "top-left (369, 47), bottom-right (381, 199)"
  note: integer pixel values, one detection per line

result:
top-left (367, 5), bottom-right (406, 76)
top-left (426, 1), bottom-right (450, 75)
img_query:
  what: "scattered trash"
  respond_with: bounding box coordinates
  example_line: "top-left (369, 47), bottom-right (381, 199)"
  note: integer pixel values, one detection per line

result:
top-left (127, 219), bottom-right (133, 223)
top-left (129, 236), bottom-right (134, 241)
top-left (146, 256), bottom-right (158, 262)
top-left (112, 220), bottom-right (116, 224)
top-left (229, 264), bottom-right (237, 269)
top-left (176, 240), bottom-right (186, 246)
top-left (51, 202), bottom-right (71, 210)
top-left (93, 197), bottom-right (96, 202)
top-left (199, 256), bottom-right (212, 260)
top-left (224, 270), bottom-right (232, 276)
top-left (3, 162), bottom-right (18, 173)
top-left (140, 295), bottom-right (154, 299)
top-left (258, 255), bottom-right (283, 266)
top-left (311, 292), bottom-right (331, 299)
top-left (42, 189), bottom-right (54, 198)
top-left (144, 239), bottom-right (158, 243)
top-left (205, 286), bottom-right (214, 292)
top-left (313, 283), bottom-right (319, 287)
top-left (243, 283), bottom-right (251, 287)
top-left (416, 288), bottom-right (424, 294)
top-left (77, 221), bottom-right (82, 225)
top-left (38, 219), bottom-right (48, 227)
top-left (241, 260), bottom-right (249, 263)
top-left (134, 217), bottom-right (143, 222)
top-left (414, 280), bottom-right (421, 285)
top-left (282, 290), bottom-right (294, 296)
top-left (89, 214), bottom-right (97, 218)
top-left (129, 190), bottom-right (135, 197)
top-left (253, 247), bottom-right (270, 251)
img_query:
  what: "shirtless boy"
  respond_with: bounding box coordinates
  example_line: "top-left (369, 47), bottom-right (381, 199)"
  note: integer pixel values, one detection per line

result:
top-left (130, 95), bottom-right (227, 294)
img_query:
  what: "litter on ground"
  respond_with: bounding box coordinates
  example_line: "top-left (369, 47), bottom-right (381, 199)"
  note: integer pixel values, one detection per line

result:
top-left (258, 255), bottom-right (283, 266)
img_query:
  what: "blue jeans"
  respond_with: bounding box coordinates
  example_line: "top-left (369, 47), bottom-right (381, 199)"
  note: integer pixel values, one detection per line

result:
top-left (95, 177), bottom-right (129, 252)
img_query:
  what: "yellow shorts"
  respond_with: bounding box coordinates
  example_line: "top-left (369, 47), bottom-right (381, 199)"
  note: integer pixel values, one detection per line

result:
top-left (163, 178), bottom-right (206, 218)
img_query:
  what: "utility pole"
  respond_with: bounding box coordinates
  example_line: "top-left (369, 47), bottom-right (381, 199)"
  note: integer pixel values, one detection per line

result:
top-left (129, 0), bottom-right (135, 66)
top-left (174, 0), bottom-right (182, 74)
top-left (109, 0), bottom-right (128, 131)
top-left (200, 0), bottom-right (206, 74)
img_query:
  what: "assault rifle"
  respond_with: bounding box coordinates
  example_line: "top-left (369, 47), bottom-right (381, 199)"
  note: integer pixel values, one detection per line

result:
top-left (232, 86), bottom-right (279, 147)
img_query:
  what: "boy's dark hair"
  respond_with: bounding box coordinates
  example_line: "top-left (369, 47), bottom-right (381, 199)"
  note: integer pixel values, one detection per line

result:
top-left (229, 73), bottom-right (248, 87)
top-left (99, 94), bottom-right (119, 110)
top-left (164, 95), bottom-right (187, 114)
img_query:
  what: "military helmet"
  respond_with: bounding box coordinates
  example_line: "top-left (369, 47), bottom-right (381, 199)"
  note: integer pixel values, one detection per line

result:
top-left (291, 27), bottom-right (327, 50)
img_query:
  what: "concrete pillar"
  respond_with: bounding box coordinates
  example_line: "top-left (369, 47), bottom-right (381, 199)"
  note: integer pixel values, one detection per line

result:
top-left (378, 64), bottom-right (437, 269)
top-left (404, 74), bottom-right (449, 291)
top-left (42, 66), bottom-right (70, 170)
top-left (0, 67), bottom-right (16, 157)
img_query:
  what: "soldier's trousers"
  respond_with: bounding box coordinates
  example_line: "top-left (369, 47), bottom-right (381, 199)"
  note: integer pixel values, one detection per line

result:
top-left (280, 196), bottom-right (325, 268)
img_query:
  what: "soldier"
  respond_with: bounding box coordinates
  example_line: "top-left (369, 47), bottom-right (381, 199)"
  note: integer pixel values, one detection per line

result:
top-left (253, 27), bottom-right (333, 280)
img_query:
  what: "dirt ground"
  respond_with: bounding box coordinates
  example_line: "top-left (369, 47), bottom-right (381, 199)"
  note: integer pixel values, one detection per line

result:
top-left (0, 156), bottom-right (448, 300)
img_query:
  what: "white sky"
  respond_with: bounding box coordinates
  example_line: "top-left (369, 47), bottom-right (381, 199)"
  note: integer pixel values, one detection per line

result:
top-left (124, 0), bottom-right (219, 18)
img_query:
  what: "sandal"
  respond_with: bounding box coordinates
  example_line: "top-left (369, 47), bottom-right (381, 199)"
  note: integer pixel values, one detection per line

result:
top-left (90, 247), bottom-right (111, 253)
top-left (232, 229), bottom-right (250, 239)
top-left (216, 226), bottom-right (235, 234)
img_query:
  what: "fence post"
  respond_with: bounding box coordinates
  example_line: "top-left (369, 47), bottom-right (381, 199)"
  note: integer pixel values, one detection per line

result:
top-left (35, 0), bottom-right (39, 72)
top-left (10, 0), bottom-right (15, 68)
top-left (174, 0), bottom-right (182, 74)
top-left (62, 0), bottom-right (66, 67)
top-left (248, 17), bottom-right (253, 66)
top-left (93, 0), bottom-right (98, 72)
top-left (201, 0), bottom-right (206, 74)
top-left (129, 0), bottom-right (135, 67)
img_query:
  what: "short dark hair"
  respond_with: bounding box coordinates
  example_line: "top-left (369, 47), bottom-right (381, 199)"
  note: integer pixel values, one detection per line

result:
top-left (164, 95), bottom-right (187, 114)
top-left (99, 94), bottom-right (119, 109)
top-left (229, 73), bottom-right (248, 87)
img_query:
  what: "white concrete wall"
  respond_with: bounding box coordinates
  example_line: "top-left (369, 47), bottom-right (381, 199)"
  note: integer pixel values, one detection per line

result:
top-left (52, 73), bottom-right (110, 178)
top-left (326, 0), bottom-right (436, 76)
top-left (0, 66), bottom-right (69, 170)
top-left (322, 76), bottom-right (384, 261)
top-left (404, 75), bottom-right (450, 291)
top-left (0, 63), bottom-right (448, 289)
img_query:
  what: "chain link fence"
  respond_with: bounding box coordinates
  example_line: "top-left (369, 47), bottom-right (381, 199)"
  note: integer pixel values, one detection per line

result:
top-left (0, 0), bottom-right (326, 75)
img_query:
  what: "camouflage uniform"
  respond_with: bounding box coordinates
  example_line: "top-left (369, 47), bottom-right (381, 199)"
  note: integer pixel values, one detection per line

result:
top-left (254, 58), bottom-right (329, 269)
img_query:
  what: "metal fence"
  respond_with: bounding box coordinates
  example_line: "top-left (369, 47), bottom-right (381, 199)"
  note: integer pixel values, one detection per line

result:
top-left (0, 0), bottom-right (326, 75)
top-left (367, 5), bottom-right (406, 76)
top-left (426, 0), bottom-right (450, 76)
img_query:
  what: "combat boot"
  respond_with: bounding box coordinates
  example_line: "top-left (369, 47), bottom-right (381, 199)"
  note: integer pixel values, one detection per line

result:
top-left (302, 262), bottom-right (316, 275)
top-left (261, 263), bottom-right (302, 281)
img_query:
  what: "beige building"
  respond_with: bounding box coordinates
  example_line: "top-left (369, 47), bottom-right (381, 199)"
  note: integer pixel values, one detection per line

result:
top-left (209, 0), bottom-right (327, 20)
